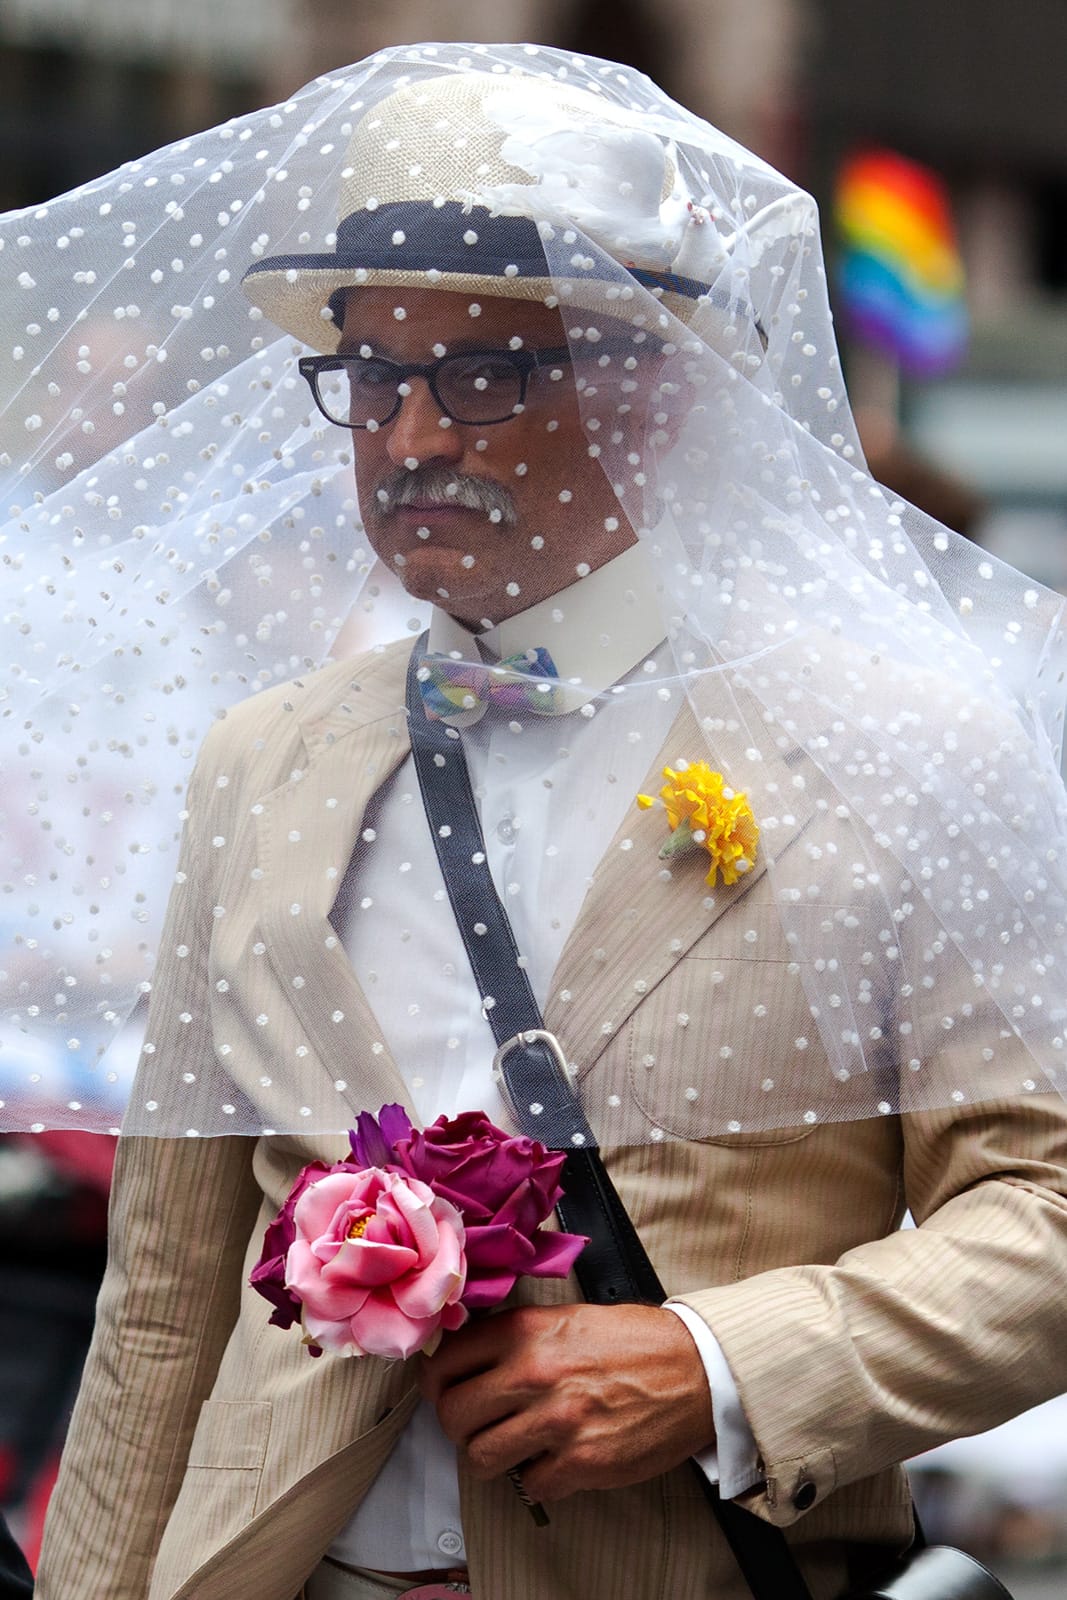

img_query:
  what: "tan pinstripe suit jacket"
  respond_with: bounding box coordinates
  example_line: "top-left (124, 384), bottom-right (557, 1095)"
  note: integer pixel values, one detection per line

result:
top-left (36, 639), bottom-right (1067, 1600)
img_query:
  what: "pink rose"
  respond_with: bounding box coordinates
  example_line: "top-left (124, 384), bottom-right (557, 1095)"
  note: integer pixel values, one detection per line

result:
top-left (285, 1167), bottom-right (468, 1359)
top-left (393, 1111), bottom-right (587, 1310)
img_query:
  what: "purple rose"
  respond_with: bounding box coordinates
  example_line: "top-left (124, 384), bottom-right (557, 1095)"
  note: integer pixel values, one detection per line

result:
top-left (392, 1111), bottom-right (587, 1310)
top-left (348, 1103), bottom-right (414, 1169)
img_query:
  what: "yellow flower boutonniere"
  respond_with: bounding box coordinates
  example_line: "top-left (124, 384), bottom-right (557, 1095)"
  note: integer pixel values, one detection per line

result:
top-left (637, 761), bottom-right (759, 887)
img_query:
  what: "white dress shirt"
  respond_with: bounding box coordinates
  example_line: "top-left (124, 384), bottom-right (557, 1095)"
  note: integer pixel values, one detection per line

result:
top-left (327, 546), bottom-right (759, 1572)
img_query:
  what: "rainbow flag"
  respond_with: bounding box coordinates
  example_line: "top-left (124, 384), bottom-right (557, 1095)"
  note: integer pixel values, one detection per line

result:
top-left (834, 149), bottom-right (968, 376)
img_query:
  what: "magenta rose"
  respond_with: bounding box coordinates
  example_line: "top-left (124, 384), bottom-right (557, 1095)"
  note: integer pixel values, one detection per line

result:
top-left (284, 1166), bottom-right (468, 1359)
top-left (392, 1111), bottom-right (587, 1310)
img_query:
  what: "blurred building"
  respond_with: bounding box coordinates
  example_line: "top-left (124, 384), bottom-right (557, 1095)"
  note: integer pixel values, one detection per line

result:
top-left (0, 0), bottom-right (803, 211)
top-left (0, 0), bottom-right (286, 210)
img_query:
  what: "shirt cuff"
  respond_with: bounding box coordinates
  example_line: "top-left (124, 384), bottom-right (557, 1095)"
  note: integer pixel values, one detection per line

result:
top-left (663, 1300), bottom-right (764, 1498)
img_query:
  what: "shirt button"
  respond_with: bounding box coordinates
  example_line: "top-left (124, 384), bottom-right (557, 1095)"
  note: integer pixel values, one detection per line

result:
top-left (437, 1528), bottom-right (464, 1558)
top-left (792, 1479), bottom-right (817, 1511)
top-left (496, 816), bottom-right (517, 845)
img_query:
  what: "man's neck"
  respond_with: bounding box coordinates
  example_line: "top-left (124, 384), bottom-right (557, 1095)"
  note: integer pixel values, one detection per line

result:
top-left (427, 543), bottom-right (667, 704)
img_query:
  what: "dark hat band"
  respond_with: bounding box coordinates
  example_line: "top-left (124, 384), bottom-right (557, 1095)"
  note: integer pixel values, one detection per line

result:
top-left (242, 199), bottom-right (721, 306)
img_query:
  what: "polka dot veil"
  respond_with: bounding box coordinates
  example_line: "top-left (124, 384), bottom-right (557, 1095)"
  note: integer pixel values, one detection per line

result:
top-left (2, 42), bottom-right (1066, 1140)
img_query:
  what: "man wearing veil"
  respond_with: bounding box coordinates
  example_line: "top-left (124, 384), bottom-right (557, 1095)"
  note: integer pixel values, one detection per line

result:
top-left (29, 45), bottom-right (1067, 1600)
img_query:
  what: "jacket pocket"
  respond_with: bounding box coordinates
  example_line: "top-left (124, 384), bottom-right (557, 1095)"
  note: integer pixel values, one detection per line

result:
top-left (186, 1398), bottom-right (272, 1472)
top-left (150, 1400), bottom-right (274, 1596)
top-left (626, 946), bottom-right (821, 1144)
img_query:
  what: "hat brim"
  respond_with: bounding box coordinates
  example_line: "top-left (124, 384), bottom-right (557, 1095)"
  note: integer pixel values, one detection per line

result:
top-left (240, 200), bottom-right (716, 352)
top-left (243, 261), bottom-right (583, 353)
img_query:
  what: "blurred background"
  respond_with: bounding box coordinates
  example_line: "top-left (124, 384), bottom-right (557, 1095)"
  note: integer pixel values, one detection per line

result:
top-left (1, 2), bottom-right (1065, 1590)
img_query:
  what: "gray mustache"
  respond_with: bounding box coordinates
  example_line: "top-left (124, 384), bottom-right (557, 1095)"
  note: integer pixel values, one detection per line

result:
top-left (377, 466), bottom-right (518, 526)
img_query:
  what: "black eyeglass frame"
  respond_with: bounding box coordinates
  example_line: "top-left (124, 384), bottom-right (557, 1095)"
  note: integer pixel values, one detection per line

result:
top-left (298, 336), bottom-right (654, 429)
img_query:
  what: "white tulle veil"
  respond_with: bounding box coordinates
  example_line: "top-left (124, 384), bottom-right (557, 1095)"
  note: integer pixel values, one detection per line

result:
top-left (2, 41), bottom-right (1066, 1139)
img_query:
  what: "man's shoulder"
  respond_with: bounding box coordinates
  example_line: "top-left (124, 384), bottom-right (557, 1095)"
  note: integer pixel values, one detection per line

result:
top-left (194, 636), bottom-right (412, 778)
top-left (801, 625), bottom-right (1030, 749)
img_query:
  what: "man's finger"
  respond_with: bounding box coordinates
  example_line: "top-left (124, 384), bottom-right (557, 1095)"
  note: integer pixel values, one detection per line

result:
top-left (461, 1414), bottom-right (552, 1480)
top-left (434, 1368), bottom-right (523, 1446)
top-left (418, 1321), bottom-right (507, 1404)
top-left (418, 1306), bottom-right (539, 1403)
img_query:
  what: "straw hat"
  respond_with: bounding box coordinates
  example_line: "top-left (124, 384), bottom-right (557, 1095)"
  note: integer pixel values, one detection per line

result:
top-left (241, 70), bottom-right (729, 351)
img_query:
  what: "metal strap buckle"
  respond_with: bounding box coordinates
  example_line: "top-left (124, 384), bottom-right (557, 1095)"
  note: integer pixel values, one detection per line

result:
top-left (491, 1028), bottom-right (578, 1124)
top-left (492, 1027), bottom-right (572, 1083)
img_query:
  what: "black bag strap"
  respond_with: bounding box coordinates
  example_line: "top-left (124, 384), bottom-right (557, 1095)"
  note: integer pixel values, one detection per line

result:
top-left (405, 640), bottom-right (815, 1600)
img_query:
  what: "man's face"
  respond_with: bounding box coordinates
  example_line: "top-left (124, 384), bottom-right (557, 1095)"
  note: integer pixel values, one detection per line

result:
top-left (342, 287), bottom-right (637, 628)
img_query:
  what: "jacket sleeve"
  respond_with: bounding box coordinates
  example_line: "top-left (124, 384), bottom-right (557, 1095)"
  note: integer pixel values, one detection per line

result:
top-left (674, 674), bottom-right (1067, 1528)
top-left (674, 1090), bottom-right (1067, 1528)
top-left (36, 728), bottom-right (264, 1599)
top-left (35, 1134), bottom-right (262, 1598)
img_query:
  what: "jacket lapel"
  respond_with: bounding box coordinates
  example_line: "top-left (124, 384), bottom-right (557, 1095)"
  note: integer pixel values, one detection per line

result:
top-left (253, 645), bottom-right (417, 1125)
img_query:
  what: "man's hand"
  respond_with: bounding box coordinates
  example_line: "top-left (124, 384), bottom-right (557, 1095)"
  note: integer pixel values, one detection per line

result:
top-left (418, 1303), bottom-right (715, 1503)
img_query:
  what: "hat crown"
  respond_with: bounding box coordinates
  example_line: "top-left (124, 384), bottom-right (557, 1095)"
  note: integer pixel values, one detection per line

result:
top-left (337, 70), bottom-right (674, 225)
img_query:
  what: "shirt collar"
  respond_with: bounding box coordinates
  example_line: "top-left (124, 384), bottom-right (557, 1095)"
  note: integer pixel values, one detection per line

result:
top-left (426, 541), bottom-right (667, 712)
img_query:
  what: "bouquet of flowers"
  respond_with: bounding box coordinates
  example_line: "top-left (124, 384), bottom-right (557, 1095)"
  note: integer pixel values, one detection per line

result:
top-left (250, 1105), bottom-right (588, 1361)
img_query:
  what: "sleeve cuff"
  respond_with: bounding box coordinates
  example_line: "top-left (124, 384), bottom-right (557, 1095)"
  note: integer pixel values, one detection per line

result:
top-left (663, 1300), bottom-right (764, 1498)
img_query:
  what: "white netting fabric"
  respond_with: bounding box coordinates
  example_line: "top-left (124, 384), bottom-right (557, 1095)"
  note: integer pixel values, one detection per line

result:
top-left (1, 41), bottom-right (1066, 1139)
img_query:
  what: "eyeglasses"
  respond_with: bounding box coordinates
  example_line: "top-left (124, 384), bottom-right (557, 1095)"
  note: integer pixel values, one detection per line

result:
top-left (298, 344), bottom-right (577, 429)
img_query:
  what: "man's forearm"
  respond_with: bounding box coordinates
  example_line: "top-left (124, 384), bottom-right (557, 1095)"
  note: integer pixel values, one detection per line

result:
top-left (674, 1098), bottom-right (1067, 1526)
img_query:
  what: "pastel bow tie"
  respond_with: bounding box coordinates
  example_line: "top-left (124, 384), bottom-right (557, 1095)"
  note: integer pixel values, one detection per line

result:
top-left (417, 646), bottom-right (562, 723)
